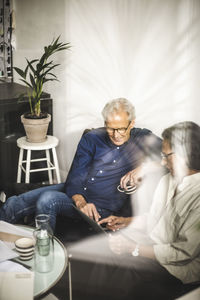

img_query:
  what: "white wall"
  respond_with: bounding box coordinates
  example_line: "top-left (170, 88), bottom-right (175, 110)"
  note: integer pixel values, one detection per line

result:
top-left (13, 0), bottom-right (200, 180)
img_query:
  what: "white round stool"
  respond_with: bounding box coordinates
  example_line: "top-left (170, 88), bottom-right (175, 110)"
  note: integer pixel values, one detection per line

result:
top-left (17, 135), bottom-right (61, 184)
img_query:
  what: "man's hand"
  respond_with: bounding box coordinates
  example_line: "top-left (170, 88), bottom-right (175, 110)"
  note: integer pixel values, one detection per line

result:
top-left (72, 194), bottom-right (87, 209)
top-left (120, 165), bottom-right (143, 190)
top-left (98, 215), bottom-right (132, 231)
top-left (80, 203), bottom-right (101, 222)
top-left (72, 194), bottom-right (101, 221)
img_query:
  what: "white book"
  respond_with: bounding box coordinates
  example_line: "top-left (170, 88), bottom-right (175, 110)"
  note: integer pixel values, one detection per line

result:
top-left (0, 221), bottom-right (33, 249)
top-left (0, 240), bottom-right (18, 262)
top-left (0, 261), bottom-right (33, 300)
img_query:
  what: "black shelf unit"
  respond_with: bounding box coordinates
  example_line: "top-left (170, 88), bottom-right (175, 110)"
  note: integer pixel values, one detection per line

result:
top-left (0, 82), bottom-right (53, 191)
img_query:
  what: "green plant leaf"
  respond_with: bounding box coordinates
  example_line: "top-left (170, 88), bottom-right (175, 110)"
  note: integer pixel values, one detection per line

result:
top-left (37, 61), bottom-right (53, 73)
top-left (24, 65), bottom-right (29, 78)
top-left (29, 59), bottom-right (39, 64)
top-left (26, 59), bottom-right (37, 76)
top-left (14, 35), bottom-right (71, 116)
top-left (43, 78), bottom-right (59, 83)
top-left (13, 67), bottom-right (26, 79)
top-left (17, 92), bottom-right (27, 102)
top-left (29, 73), bottom-right (37, 89)
top-left (42, 63), bottom-right (60, 77)
top-left (48, 72), bottom-right (57, 78)
top-left (20, 79), bottom-right (33, 89)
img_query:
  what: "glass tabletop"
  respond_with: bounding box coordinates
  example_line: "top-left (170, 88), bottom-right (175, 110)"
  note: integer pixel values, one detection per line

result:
top-left (14, 226), bottom-right (67, 298)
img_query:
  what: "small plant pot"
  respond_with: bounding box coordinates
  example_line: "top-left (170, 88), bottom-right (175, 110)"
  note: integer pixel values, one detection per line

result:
top-left (21, 114), bottom-right (51, 143)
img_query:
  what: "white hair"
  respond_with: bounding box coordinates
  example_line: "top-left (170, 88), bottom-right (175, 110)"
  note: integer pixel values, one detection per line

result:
top-left (102, 98), bottom-right (136, 121)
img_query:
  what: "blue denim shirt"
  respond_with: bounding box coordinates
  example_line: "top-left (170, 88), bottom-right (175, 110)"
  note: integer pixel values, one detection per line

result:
top-left (65, 127), bottom-right (161, 213)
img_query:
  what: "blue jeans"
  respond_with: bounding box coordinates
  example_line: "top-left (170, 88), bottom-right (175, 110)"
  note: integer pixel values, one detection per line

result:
top-left (0, 183), bottom-right (112, 231)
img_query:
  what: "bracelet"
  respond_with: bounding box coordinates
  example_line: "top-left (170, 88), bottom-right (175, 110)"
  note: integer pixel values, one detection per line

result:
top-left (131, 244), bottom-right (139, 257)
top-left (117, 184), bottom-right (137, 195)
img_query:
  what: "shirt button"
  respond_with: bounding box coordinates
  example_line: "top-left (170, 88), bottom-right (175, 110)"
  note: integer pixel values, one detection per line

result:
top-left (113, 160), bottom-right (116, 163)
top-left (117, 147), bottom-right (119, 149)
top-left (100, 170), bottom-right (103, 173)
top-left (84, 187), bottom-right (87, 190)
top-left (91, 177), bottom-right (94, 181)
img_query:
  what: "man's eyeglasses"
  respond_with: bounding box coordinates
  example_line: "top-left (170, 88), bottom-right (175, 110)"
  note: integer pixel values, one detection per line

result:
top-left (106, 121), bottom-right (131, 135)
top-left (161, 152), bottom-right (174, 159)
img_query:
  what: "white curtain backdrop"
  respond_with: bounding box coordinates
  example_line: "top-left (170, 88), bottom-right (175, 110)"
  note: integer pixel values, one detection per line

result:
top-left (60, 0), bottom-right (200, 176)
top-left (13, 0), bottom-right (200, 179)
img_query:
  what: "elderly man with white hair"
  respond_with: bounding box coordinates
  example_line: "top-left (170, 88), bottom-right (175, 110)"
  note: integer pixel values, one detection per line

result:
top-left (0, 98), bottom-right (161, 231)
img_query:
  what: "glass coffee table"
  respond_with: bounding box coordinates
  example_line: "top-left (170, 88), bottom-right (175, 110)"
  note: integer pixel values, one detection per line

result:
top-left (14, 227), bottom-right (67, 298)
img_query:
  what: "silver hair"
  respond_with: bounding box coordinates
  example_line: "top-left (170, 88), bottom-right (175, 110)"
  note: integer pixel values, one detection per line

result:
top-left (101, 98), bottom-right (136, 121)
top-left (162, 121), bottom-right (200, 170)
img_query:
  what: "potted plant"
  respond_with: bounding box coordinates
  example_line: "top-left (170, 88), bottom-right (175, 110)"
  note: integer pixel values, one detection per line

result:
top-left (14, 36), bottom-right (71, 142)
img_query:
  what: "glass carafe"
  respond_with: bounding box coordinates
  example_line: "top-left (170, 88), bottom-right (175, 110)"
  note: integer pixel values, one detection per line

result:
top-left (34, 214), bottom-right (54, 273)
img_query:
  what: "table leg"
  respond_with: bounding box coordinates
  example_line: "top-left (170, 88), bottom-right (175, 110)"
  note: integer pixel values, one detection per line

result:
top-left (68, 255), bottom-right (73, 300)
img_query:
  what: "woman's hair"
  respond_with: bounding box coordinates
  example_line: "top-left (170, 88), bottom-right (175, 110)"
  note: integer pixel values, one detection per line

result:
top-left (162, 121), bottom-right (200, 170)
top-left (102, 98), bottom-right (136, 121)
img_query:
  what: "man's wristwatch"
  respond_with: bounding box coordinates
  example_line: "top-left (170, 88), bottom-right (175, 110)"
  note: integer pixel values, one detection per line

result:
top-left (131, 244), bottom-right (140, 257)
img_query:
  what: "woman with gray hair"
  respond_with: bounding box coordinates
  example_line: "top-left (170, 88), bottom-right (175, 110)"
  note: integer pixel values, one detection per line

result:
top-left (161, 121), bottom-right (200, 176)
top-left (95, 121), bottom-right (200, 299)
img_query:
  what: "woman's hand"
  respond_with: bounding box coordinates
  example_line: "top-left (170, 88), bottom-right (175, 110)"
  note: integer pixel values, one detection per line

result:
top-left (98, 215), bottom-right (132, 231)
top-left (109, 233), bottom-right (156, 259)
top-left (109, 233), bottom-right (136, 255)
